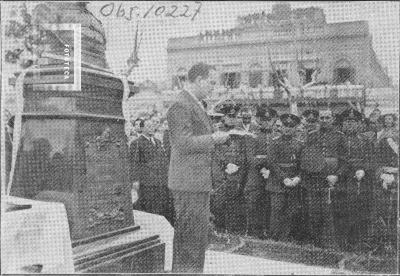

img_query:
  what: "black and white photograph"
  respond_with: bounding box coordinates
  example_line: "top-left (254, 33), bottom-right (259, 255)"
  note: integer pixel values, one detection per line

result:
top-left (1, 1), bottom-right (399, 274)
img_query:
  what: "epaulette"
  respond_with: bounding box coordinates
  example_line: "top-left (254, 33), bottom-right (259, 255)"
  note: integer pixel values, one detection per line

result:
top-left (335, 130), bottom-right (345, 135)
top-left (308, 130), bottom-right (318, 135)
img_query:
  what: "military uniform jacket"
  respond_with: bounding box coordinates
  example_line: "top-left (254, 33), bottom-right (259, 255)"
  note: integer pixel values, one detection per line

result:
top-left (343, 133), bottom-right (375, 216)
top-left (300, 128), bottom-right (348, 190)
top-left (244, 129), bottom-right (275, 193)
top-left (215, 126), bottom-right (248, 192)
top-left (268, 135), bottom-right (304, 193)
top-left (343, 133), bottom-right (375, 173)
top-left (376, 136), bottom-right (399, 169)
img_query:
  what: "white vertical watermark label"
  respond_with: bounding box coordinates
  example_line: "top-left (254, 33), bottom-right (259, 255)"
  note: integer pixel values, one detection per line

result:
top-left (33, 24), bottom-right (81, 91)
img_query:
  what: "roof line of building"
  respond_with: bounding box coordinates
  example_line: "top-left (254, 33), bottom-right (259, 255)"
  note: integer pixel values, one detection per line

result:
top-left (167, 34), bottom-right (369, 52)
top-left (167, 20), bottom-right (369, 44)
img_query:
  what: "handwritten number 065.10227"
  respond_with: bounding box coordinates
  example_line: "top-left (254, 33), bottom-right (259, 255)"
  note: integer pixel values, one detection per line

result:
top-left (100, 2), bottom-right (202, 21)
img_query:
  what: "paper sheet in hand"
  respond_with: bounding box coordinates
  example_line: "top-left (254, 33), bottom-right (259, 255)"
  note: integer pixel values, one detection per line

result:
top-left (228, 129), bottom-right (256, 138)
top-left (255, 155), bottom-right (268, 159)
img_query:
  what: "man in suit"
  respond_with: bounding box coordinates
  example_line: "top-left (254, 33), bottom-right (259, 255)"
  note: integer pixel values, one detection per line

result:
top-left (167, 62), bottom-right (230, 273)
top-left (130, 117), bottom-right (171, 221)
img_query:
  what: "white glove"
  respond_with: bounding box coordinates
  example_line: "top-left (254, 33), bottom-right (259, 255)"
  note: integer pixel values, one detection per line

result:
top-left (260, 168), bottom-right (270, 179)
top-left (326, 175), bottom-right (338, 186)
top-left (131, 181), bottom-right (140, 204)
top-left (381, 173), bottom-right (395, 189)
top-left (225, 163), bottom-right (239, 174)
top-left (283, 178), bottom-right (293, 187)
top-left (132, 181), bottom-right (140, 190)
top-left (291, 176), bottom-right (301, 186)
top-left (131, 188), bottom-right (139, 204)
top-left (354, 170), bottom-right (365, 181)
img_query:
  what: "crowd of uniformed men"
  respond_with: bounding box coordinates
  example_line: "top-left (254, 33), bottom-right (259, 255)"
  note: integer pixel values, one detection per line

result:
top-left (128, 101), bottom-right (398, 254)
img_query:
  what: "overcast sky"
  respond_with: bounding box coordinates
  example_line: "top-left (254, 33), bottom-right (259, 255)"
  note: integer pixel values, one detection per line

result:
top-left (85, 1), bottom-right (399, 86)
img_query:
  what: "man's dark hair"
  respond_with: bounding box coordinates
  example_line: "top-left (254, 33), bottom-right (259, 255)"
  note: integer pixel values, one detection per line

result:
top-left (7, 116), bottom-right (15, 129)
top-left (187, 62), bottom-right (215, 83)
top-left (134, 118), bottom-right (145, 128)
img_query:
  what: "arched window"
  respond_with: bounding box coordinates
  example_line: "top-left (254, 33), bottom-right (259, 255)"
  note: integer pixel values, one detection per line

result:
top-left (333, 59), bottom-right (355, 85)
top-left (249, 63), bottom-right (263, 88)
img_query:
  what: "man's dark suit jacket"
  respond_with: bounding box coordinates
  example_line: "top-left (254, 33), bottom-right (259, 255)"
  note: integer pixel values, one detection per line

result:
top-left (167, 90), bottom-right (215, 192)
top-left (162, 129), bottom-right (171, 161)
top-left (129, 135), bottom-right (168, 187)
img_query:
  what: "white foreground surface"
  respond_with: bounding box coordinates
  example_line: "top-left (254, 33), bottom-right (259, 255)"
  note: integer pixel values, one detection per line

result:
top-left (204, 250), bottom-right (354, 275)
top-left (133, 210), bottom-right (174, 272)
top-left (1, 196), bottom-right (74, 274)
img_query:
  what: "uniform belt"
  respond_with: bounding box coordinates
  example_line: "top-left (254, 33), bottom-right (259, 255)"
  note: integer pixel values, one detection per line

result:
top-left (277, 163), bottom-right (295, 168)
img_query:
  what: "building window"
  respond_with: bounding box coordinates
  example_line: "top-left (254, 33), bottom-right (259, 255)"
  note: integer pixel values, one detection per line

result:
top-left (332, 59), bottom-right (355, 85)
top-left (305, 68), bottom-right (315, 84)
top-left (333, 67), bottom-right (355, 84)
top-left (249, 71), bottom-right (262, 88)
top-left (221, 72), bottom-right (241, 88)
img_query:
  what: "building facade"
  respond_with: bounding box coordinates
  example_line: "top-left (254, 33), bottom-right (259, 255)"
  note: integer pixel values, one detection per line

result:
top-left (167, 4), bottom-right (392, 92)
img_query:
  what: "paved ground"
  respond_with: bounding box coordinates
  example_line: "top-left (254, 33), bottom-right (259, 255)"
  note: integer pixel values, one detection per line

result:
top-left (204, 250), bottom-right (355, 275)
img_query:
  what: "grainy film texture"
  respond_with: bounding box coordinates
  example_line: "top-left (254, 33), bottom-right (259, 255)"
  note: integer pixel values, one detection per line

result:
top-left (1, 1), bottom-right (399, 274)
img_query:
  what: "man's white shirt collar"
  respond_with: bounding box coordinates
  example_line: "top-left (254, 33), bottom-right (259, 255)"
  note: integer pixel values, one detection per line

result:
top-left (140, 134), bottom-right (155, 143)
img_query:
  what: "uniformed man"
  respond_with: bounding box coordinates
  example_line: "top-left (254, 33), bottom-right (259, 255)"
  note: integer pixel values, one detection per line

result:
top-left (214, 101), bottom-right (248, 234)
top-left (244, 104), bottom-right (278, 238)
top-left (238, 106), bottom-right (258, 133)
top-left (365, 108), bottom-right (383, 138)
top-left (268, 113), bottom-right (304, 242)
top-left (300, 109), bottom-right (347, 249)
top-left (372, 113), bottom-right (398, 253)
top-left (298, 109), bottom-right (319, 141)
top-left (209, 111), bottom-right (227, 232)
top-left (340, 108), bottom-right (375, 251)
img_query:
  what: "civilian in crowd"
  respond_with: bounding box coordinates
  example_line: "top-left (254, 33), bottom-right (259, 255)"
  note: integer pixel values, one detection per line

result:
top-left (129, 117), bottom-right (172, 223)
top-left (166, 62), bottom-right (229, 273)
